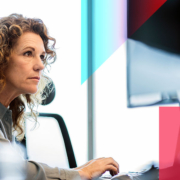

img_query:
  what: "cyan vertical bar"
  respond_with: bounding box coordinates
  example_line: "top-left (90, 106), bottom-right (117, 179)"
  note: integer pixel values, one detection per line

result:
top-left (81, 0), bottom-right (88, 84)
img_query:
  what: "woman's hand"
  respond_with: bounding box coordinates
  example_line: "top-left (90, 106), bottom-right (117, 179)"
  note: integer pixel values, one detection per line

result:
top-left (74, 157), bottom-right (119, 180)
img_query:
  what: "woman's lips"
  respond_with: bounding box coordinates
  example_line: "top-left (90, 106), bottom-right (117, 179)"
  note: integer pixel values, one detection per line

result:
top-left (29, 77), bottom-right (40, 81)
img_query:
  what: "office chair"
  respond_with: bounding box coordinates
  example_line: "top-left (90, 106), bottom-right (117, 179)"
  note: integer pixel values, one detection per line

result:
top-left (20, 113), bottom-right (77, 168)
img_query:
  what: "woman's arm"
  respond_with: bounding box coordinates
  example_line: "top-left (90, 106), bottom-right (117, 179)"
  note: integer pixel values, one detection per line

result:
top-left (0, 129), bottom-right (81, 180)
top-left (0, 128), bottom-right (119, 180)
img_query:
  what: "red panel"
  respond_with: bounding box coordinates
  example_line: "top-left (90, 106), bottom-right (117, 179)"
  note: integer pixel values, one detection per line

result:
top-left (159, 107), bottom-right (180, 179)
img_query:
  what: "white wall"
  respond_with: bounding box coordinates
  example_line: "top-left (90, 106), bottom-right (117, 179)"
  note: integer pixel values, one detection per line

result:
top-left (94, 42), bottom-right (159, 172)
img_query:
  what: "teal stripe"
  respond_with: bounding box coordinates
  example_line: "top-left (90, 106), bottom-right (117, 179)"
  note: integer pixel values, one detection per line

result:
top-left (81, 0), bottom-right (88, 84)
top-left (81, 0), bottom-right (127, 84)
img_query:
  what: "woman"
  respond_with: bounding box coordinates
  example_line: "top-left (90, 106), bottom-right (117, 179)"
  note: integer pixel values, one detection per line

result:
top-left (0, 14), bottom-right (119, 180)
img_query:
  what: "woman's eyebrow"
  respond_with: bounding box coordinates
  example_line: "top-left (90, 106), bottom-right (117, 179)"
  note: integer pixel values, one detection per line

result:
top-left (22, 46), bottom-right (46, 54)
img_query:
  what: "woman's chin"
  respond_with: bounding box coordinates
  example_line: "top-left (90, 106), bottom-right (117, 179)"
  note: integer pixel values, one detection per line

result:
top-left (25, 88), bottom-right (38, 95)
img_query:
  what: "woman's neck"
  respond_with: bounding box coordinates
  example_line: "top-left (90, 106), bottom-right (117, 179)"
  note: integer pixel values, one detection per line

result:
top-left (0, 95), bottom-right (12, 108)
top-left (0, 86), bottom-right (19, 108)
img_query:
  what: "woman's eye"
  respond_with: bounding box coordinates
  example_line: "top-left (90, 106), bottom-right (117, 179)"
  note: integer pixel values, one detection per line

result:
top-left (40, 55), bottom-right (45, 61)
top-left (24, 51), bottom-right (32, 57)
top-left (24, 51), bottom-right (45, 62)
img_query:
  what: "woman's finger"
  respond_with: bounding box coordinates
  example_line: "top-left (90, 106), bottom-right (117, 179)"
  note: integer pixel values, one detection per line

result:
top-left (105, 164), bottom-right (118, 176)
top-left (103, 157), bottom-right (119, 173)
top-left (77, 157), bottom-right (119, 180)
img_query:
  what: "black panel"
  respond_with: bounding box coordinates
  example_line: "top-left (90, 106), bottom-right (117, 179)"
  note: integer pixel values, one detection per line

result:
top-left (129, 0), bottom-right (180, 55)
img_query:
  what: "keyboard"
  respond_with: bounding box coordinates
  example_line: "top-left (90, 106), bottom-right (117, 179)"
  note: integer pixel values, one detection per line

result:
top-left (100, 165), bottom-right (159, 180)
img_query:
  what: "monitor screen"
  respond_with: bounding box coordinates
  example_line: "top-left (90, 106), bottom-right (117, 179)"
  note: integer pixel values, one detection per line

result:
top-left (127, 0), bottom-right (180, 107)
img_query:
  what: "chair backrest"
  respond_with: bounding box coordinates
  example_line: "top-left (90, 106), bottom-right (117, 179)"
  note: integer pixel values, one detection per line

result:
top-left (21, 113), bottom-right (77, 168)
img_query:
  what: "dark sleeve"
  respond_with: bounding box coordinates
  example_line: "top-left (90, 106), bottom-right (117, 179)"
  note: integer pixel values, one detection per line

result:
top-left (0, 130), bottom-right (81, 180)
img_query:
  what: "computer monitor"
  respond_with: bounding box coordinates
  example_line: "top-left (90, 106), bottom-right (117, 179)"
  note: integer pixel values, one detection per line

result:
top-left (127, 0), bottom-right (180, 107)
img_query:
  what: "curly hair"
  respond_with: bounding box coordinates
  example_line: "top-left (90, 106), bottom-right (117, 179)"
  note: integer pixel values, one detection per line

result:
top-left (0, 13), bottom-right (56, 141)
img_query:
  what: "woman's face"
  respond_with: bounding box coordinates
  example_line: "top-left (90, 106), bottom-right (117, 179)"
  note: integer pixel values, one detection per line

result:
top-left (4, 32), bottom-right (45, 95)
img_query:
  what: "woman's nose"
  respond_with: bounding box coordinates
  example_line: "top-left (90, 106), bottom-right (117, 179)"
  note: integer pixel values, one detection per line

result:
top-left (34, 56), bottom-right (45, 71)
